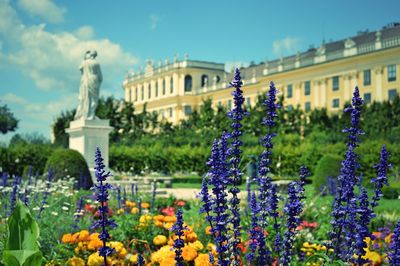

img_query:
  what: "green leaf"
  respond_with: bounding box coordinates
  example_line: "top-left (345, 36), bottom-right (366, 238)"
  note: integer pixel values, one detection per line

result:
top-left (2, 200), bottom-right (43, 266)
top-left (5, 201), bottom-right (40, 251)
top-left (2, 250), bottom-right (42, 266)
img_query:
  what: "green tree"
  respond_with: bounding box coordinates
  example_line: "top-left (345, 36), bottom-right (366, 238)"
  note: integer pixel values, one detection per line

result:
top-left (0, 104), bottom-right (18, 134)
top-left (52, 109), bottom-right (75, 147)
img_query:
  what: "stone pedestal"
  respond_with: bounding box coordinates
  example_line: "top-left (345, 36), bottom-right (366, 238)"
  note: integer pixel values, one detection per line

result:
top-left (66, 119), bottom-right (113, 181)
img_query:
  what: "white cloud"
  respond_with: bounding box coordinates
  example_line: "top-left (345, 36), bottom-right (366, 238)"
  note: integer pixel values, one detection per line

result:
top-left (272, 37), bottom-right (301, 57)
top-left (0, 1), bottom-right (138, 93)
top-left (1, 92), bottom-right (77, 122)
top-left (17, 0), bottom-right (66, 23)
top-left (149, 14), bottom-right (159, 30)
top-left (74, 26), bottom-right (95, 40)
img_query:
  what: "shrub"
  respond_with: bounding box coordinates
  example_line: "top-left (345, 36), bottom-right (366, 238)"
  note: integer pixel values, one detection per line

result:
top-left (45, 149), bottom-right (92, 190)
top-left (313, 154), bottom-right (342, 194)
top-left (382, 185), bottom-right (400, 199)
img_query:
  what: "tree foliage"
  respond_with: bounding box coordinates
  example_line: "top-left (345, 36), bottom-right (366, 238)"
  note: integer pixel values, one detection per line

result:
top-left (0, 104), bottom-right (18, 134)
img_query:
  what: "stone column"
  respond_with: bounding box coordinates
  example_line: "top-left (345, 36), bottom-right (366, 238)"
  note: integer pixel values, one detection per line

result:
top-left (374, 66), bottom-right (383, 102)
top-left (313, 80), bottom-right (320, 108)
top-left (66, 119), bottom-right (113, 182)
top-left (344, 73), bottom-right (351, 102)
top-left (320, 78), bottom-right (327, 108)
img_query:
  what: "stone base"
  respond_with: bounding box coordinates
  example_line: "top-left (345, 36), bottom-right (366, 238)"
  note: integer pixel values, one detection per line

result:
top-left (66, 118), bottom-right (113, 182)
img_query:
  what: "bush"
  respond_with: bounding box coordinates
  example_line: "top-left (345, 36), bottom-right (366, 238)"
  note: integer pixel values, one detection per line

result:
top-left (313, 154), bottom-right (342, 194)
top-left (45, 149), bottom-right (92, 190)
top-left (382, 186), bottom-right (400, 199)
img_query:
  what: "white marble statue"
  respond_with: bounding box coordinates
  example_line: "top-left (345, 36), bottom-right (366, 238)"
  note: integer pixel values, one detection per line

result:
top-left (75, 50), bottom-right (103, 120)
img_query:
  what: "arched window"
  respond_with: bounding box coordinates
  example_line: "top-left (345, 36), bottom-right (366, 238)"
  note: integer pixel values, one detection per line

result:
top-left (184, 75), bottom-right (192, 92)
top-left (201, 75), bottom-right (208, 87)
top-left (170, 77), bottom-right (174, 93)
top-left (135, 87), bottom-right (138, 101)
top-left (162, 79), bottom-right (166, 95)
top-left (141, 86), bottom-right (144, 100)
top-left (129, 88), bottom-right (132, 102)
top-left (155, 81), bottom-right (159, 97)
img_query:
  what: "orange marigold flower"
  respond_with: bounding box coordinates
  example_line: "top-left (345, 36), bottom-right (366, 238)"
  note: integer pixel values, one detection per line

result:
top-left (205, 226), bottom-right (212, 235)
top-left (182, 245), bottom-right (198, 262)
top-left (186, 232), bottom-right (198, 243)
top-left (159, 257), bottom-right (176, 266)
top-left (62, 233), bottom-right (73, 244)
top-left (164, 215), bottom-right (177, 223)
top-left (195, 253), bottom-right (213, 266)
top-left (153, 215), bottom-right (165, 222)
top-left (77, 230), bottom-right (90, 242)
top-left (141, 202), bottom-right (150, 209)
top-left (125, 200), bottom-right (136, 208)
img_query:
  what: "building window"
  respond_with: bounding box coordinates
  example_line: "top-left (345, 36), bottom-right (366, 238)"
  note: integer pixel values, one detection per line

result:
top-left (170, 77), bottom-right (174, 93)
top-left (184, 105), bottom-right (192, 115)
top-left (246, 97), bottom-right (251, 107)
top-left (184, 75), bottom-right (192, 92)
top-left (388, 89), bottom-right (397, 100)
top-left (228, 100), bottom-right (232, 110)
top-left (304, 102), bottom-right (311, 112)
top-left (332, 98), bottom-right (340, 108)
top-left (162, 79), bottom-right (166, 95)
top-left (129, 89), bottom-right (132, 102)
top-left (141, 86), bottom-right (144, 100)
top-left (332, 76), bottom-right (339, 91)
top-left (201, 75), bottom-right (208, 87)
top-left (363, 69), bottom-right (371, 86)
top-left (287, 84), bottom-right (293, 98)
top-left (168, 107), bottom-right (173, 117)
top-left (388, 64), bottom-right (397, 82)
top-left (215, 75), bottom-right (220, 83)
top-left (304, 81), bottom-right (311, 96)
top-left (148, 83), bottom-right (151, 99)
top-left (155, 82), bottom-right (158, 97)
top-left (135, 87), bottom-right (138, 101)
top-left (160, 110), bottom-right (165, 118)
top-left (218, 101), bottom-right (222, 107)
top-left (286, 104), bottom-right (293, 111)
top-left (363, 93), bottom-right (372, 104)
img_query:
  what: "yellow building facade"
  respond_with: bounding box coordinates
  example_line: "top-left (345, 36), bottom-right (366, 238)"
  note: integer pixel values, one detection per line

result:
top-left (123, 24), bottom-right (400, 124)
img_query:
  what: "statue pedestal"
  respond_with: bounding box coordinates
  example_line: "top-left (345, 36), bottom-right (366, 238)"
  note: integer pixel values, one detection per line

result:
top-left (66, 119), bottom-right (113, 182)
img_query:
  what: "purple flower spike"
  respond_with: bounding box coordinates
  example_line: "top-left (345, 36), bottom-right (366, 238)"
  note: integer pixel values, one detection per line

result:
top-left (389, 221), bottom-right (400, 265)
top-left (172, 209), bottom-right (187, 266)
top-left (91, 147), bottom-right (116, 264)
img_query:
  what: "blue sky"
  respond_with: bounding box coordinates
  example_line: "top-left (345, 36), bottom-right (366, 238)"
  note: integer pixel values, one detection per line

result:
top-left (1, 0), bottom-right (400, 143)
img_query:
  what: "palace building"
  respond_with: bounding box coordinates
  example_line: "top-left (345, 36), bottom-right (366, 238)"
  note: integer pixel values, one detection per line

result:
top-left (122, 23), bottom-right (400, 124)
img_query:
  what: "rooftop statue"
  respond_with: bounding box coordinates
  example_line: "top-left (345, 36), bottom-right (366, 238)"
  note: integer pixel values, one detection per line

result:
top-left (75, 50), bottom-right (102, 120)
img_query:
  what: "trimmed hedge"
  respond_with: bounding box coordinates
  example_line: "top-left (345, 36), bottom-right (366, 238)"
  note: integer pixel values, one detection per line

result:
top-left (45, 149), bottom-right (92, 190)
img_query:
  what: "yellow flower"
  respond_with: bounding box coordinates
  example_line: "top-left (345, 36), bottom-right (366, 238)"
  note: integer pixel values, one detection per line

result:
top-left (139, 214), bottom-right (152, 224)
top-left (182, 245), bottom-right (198, 262)
top-left (117, 208), bottom-right (125, 214)
top-left (126, 200), bottom-right (136, 208)
top-left (154, 220), bottom-right (164, 228)
top-left (189, 240), bottom-right (204, 251)
top-left (131, 207), bottom-right (139, 214)
top-left (153, 235), bottom-right (168, 246)
top-left (87, 252), bottom-right (112, 266)
top-left (151, 245), bottom-right (175, 263)
top-left (67, 256), bottom-right (85, 266)
top-left (164, 222), bottom-right (174, 230)
top-left (195, 253), bottom-right (213, 266)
